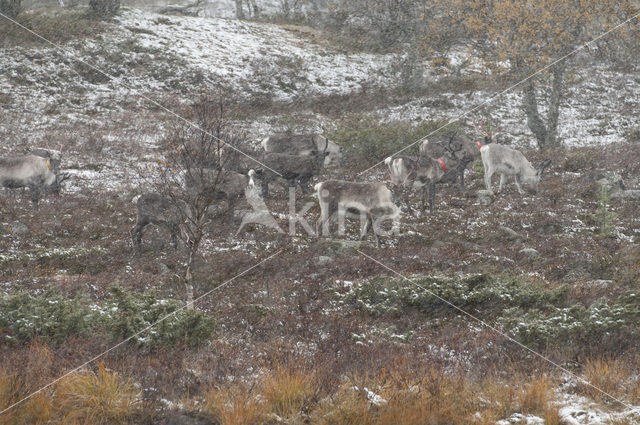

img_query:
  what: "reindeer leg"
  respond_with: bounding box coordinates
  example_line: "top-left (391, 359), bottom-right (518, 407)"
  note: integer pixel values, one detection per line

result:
top-left (360, 214), bottom-right (372, 241)
top-left (514, 174), bottom-right (524, 194)
top-left (459, 168), bottom-right (465, 190)
top-left (429, 182), bottom-right (436, 212)
top-left (499, 174), bottom-right (506, 193)
top-left (130, 222), bottom-right (146, 253)
top-left (30, 184), bottom-right (41, 210)
top-left (484, 168), bottom-right (493, 193)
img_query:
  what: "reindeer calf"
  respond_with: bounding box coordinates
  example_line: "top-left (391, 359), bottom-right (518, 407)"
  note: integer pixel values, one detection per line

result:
top-left (315, 180), bottom-right (399, 247)
top-left (186, 168), bottom-right (254, 218)
top-left (131, 193), bottom-right (191, 252)
top-left (480, 144), bottom-right (550, 195)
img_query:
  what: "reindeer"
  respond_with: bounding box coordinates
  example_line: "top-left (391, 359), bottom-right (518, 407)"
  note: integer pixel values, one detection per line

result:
top-left (419, 133), bottom-right (483, 190)
top-left (29, 147), bottom-right (70, 195)
top-left (185, 168), bottom-right (256, 219)
top-left (261, 133), bottom-right (344, 166)
top-left (256, 138), bottom-right (329, 198)
top-left (0, 151), bottom-right (62, 209)
top-left (315, 180), bottom-right (399, 247)
top-left (130, 193), bottom-right (192, 252)
top-left (387, 137), bottom-right (472, 213)
top-left (480, 144), bottom-right (551, 195)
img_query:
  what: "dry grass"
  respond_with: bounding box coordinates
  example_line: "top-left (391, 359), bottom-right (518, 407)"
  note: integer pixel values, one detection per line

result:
top-left (518, 375), bottom-right (553, 413)
top-left (309, 382), bottom-right (376, 425)
top-left (54, 363), bottom-right (139, 425)
top-left (0, 343), bottom-right (55, 425)
top-left (202, 385), bottom-right (265, 425)
top-left (260, 365), bottom-right (315, 418)
top-left (580, 356), bottom-right (633, 404)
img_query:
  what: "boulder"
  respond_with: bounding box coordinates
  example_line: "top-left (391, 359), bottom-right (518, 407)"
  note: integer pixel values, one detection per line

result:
top-left (519, 248), bottom-right (540, 259)
top-left (477, 189), bottom-right (494, 206)
top-left (499, 226), bottom-right (525, 242)
top-left (9, 222), bottom-right (28, 235)
top-left (596, 172), bottom-right (625, 195)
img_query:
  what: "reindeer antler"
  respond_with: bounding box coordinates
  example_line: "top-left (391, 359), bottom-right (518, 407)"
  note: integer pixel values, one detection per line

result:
top-left (472, 118), bottom-right (502, 141)
top-left (57, 172), bottom-right (71, 184)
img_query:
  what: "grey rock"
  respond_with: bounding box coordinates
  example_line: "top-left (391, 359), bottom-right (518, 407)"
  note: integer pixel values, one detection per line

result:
top-left (317, 255), bottom-right (332, 266)
top-left (537, 223), bottom-right (562, 234)
top-left (9, 222), bottom-right (28, 234)
top-left (158, 262), bottom-right (171, 274)
top-left (519, 248), bottom-right (540, 259)
top-left (335, 239), bottom-right (362, 250)
top-left (499, 226), bottom-right (524, 242)
top-left (611, 189), bottom-right (640, 200)
top-left (596, 172), bottom-right (625, 195)
top-left (477, 189), bottom-right (494, 206)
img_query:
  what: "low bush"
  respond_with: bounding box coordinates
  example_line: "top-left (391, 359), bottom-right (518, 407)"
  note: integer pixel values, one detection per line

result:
top-left (107, 286), bottom-right (216, 348)
top-left (0, 287), bottom-right (216, 348)
top-left (0, 292), bottom-right (98, 344)
top-left (328, 115), bottom-right (461, 167)
top-left (501, 292), bottom-right (640, 353)
top-left (339, 273), bottom-right (568, 318)
top-left (0, 10), bottom-right (107, 46)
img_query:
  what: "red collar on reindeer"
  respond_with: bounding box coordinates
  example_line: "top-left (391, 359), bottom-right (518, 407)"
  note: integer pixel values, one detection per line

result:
top-left (437, 158), bottom-right (446, 172)
top-left (476, 141), bottom-right (482, 149)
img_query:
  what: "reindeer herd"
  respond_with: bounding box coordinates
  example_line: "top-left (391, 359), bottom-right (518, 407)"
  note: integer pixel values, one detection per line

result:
top-left (0, 121), bottom-right (552, 249)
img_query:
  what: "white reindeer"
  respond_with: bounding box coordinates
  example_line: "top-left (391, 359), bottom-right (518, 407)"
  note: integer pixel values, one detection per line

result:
top-left (0, 152), bottom-right (61, 209)
top-left (480, 144), bottom-right (551, 195)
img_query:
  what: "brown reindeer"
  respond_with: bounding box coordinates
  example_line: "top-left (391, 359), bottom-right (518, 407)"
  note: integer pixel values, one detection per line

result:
top-left (315, 180), bottom-right (399, 247)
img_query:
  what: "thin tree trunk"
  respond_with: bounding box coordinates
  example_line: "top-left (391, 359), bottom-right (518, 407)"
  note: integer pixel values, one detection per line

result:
top-left (247, 0), bottom-right (259, 17)
top-left (281, 0), bottom-right (290, 17)
top-left (522, 63), bottom-right (566, 149)
top-left (522, 80), bottom-right (548, 147)
top-left (235, 0), bottom-right (244, 19)
top-left (545, 62), bottom-right (566, 148)
top-left (184, 239), bottom-right (200, 309)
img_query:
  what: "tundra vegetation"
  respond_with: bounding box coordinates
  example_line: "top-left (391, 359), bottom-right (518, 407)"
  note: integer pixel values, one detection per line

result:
top-left (2, 0), bottom-right (640, 424)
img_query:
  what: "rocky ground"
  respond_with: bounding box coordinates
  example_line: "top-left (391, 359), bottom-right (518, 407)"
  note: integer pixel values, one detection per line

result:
top-left (1, 5), bottom-right (640, 425)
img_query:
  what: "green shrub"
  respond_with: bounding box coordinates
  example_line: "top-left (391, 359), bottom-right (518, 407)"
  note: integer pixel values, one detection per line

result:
top-left (0, 292), bottom-right (99, 344)
top-left (501, 293), bottom-right (640, 351)
top-left (339, 274), bottom-right (568, 318)
top-left (328, 115), bottom-right (461, 167)
top-left (0, 288), bottom-right (216, 348)
top-left (89, 0), bottom-right (120, 17)
top-left (107, 287), bottom-right (216, 348)
top-left (590, 186), bottom-right (618, 238)
top-left (0, 0), bottom-right (21, 18)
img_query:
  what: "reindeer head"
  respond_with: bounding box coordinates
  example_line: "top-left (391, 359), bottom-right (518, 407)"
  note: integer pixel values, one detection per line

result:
top-left (444, 133), bottom-right (472, 164)
top-left (311, 136), bottom-right (330, 169)
top-left (522, 160), bottom-right (552, 194)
